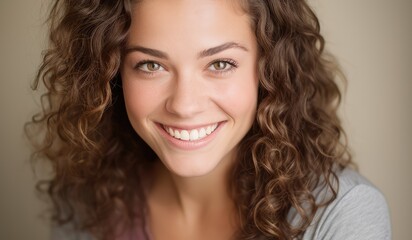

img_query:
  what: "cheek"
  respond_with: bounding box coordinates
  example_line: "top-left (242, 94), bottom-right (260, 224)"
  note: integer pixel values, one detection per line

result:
top-left (122, 79), bottom-right (162, 124)
top-left (216, 74), bottom-right (258, 119)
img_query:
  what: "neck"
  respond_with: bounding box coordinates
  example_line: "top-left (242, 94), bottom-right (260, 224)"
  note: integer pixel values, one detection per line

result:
top-left (149, 153), bottom-right (237, 224)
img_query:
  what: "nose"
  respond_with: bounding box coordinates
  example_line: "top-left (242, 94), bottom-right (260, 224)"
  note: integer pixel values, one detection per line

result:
top-left (165, 73), bottom-right (207, 118)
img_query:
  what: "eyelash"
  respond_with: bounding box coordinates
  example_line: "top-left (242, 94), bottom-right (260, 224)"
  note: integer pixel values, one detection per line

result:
top-left (207, 58), bottom-right (239, 75)
top-left (134, 60), bottom-right (164, 76)
top-left (133, 58), bottom-right (239, 76)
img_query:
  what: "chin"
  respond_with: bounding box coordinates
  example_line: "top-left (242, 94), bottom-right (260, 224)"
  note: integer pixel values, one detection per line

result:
top-left (160, 154), bottom-right (226, 178)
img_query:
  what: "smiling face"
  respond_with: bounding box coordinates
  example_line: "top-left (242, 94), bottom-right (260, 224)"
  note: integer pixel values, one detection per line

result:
top-left (121, 0), bottom-right (258, 177)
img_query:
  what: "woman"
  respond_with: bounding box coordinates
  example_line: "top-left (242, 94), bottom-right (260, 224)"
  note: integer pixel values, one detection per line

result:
top-left (28, 0), bottom-right (391, 239)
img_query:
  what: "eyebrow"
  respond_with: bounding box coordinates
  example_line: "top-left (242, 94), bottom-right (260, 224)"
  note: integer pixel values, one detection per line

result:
top-left (197, 42), bottom-right (248, 58)
top-left (124, 46), bottom-right (169, 59)
top-left (123, 41), bottom-right (248, 59)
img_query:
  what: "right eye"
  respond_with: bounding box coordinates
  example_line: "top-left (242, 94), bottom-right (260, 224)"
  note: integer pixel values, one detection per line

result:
top-left (135, 61), bottom-right (165, 73)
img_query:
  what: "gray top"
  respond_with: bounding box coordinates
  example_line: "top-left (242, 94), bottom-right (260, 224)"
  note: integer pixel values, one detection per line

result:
top-left (52, 168), bottom-right (391, 240)
top-left (288, 167), bottom-right (391, 239)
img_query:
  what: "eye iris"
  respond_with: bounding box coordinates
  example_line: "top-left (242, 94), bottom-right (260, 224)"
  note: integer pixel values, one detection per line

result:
top-left (147, 62), bottom-right (160, 71)
top-left (213, 62), bottom-right (227, 70)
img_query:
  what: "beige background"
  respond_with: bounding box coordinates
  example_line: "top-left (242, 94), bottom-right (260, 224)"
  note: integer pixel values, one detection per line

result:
top-left (1, 0), bottom-right (411, 239)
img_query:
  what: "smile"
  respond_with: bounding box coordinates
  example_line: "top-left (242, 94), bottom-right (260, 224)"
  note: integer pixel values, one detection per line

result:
top-left (163, 123), bottom-right (219, 141)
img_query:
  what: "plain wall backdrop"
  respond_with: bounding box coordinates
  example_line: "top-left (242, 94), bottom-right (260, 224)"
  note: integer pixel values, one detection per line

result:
top-left (1, 0), bottom-right (411, 239)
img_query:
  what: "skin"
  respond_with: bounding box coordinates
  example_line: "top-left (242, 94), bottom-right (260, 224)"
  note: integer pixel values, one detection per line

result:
top-left (121, 0), bottom-right (258, 239)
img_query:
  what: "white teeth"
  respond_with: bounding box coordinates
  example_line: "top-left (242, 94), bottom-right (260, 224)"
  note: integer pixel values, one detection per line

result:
top-left (174, 130), bottom-right (180, 139)
top-left (198, 128), bottom-right (206, 138)
top-left (168, 127), bottom-right (174, 137)
top-left (206, 126), bottom-right (212, 134)
top-left (189, 129), bottom-right (199, 141)
top-left (164, 123), bottom-right (219, 141)
top-left (180, 130), bottom-right (190, 141)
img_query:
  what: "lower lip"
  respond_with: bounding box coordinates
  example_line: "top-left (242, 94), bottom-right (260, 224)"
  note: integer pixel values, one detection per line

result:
top-left (156, 122), bottom-right (225, 151)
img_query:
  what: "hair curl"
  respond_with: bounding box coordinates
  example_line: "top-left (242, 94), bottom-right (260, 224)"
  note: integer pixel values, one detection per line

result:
top-left (27, 0), bottom-right (351, 239)
top-left (233, 1), bottom-right (351, 239)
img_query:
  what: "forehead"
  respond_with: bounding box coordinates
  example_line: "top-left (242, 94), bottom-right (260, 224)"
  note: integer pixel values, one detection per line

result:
top-left (127, 0), bottom-right (254, 48)
top-left (130, 0), bottom-right (246, 16)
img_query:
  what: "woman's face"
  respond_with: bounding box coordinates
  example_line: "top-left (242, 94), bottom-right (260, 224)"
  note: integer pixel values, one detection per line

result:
top-left (121, 0), bottom-right (258, 177)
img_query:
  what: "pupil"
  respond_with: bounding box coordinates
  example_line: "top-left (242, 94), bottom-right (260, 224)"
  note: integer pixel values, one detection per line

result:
top-left (148, 63), bottom-right (158, 71)
top-left (215, 62), bottom-right (226, 70)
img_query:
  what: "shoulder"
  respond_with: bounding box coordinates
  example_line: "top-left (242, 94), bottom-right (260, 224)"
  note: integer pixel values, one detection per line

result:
top-left (292, 168), bottom-right (392, 240)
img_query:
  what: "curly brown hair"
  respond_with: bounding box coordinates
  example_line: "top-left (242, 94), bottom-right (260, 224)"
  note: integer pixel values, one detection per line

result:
top-left (27, 0), bottom-right (351, 239)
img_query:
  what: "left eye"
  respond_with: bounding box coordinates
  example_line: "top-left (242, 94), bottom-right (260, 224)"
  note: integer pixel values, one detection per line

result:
top-left (208, 60), bottom-right (237, 71)
top-left (136, 61), bottom-right (165, 72)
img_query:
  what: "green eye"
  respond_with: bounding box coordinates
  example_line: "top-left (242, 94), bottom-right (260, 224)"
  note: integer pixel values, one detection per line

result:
top-left (136, 61), bottom-right (164, 73)
top-left (212, 61), bottom-right (228, 70)
top-left (208, 59), bottom-right (238, 72)
top-left (148, 62), bottom-right (160, 71)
